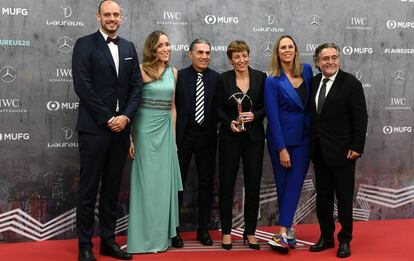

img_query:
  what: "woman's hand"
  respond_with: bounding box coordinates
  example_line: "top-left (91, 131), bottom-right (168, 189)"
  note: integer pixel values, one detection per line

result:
top-left (279, 148), bottom-right (291, 168)
top-left (230, 120), bottom-right (243, 133)
top-left (128, 140), bottom-right (135, 159)
top-left (239, 112), bottom-right (254, 123)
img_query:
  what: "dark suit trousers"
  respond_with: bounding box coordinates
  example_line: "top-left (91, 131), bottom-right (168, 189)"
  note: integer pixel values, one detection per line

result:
top-left (314, 140), bottom-right (355, 244)
top-left (178, 127), bottom-right (216, 230)
top-left (219, 133), bottom-right (264, 235)
top-left (76, 131), bottom-right (129, 250)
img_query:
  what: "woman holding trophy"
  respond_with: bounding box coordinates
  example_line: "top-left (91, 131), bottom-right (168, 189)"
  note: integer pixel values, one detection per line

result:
top-left (216, 40), bottom-right (266, 250)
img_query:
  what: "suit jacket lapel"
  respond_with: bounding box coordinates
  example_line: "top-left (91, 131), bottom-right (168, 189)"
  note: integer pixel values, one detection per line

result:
top-left (322, 70), bottom-right (343, 111)
top-left (312, 74), bottom-right (322, 114)
top-left (95, 31), bottom-right (117, 76)
top-left (280, 73), bottom-right (304, 110)
top-left (117, 39), bottom-right (127, 78)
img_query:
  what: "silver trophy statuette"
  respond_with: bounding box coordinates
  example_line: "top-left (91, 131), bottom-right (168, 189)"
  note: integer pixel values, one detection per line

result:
top-left (229, 92), bottom-right (253, 131)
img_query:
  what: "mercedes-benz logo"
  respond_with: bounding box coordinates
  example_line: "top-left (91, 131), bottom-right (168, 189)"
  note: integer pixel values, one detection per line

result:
top-left (386, 20), bottom-right (397, 30)
top-left (262, 41), bottom-right (273, 56)
top-left (60, 6), bottom-right (72, 18)
top-left (47, 101), bottom-right (60, 111)
top-left (343, 46), bottom-right (353, 55)
top-left (267, 15), bottom-right (275, 25)
top-left (308, 15), bottom-right (320, 29)
top-left (121, 8), bottom-right (127, 24)
top-left (383, 126), bottom-right (393, 135)
top-left (205, 15), bottom-right (216, 24)
top-left (57, 36), bottom-right (74, 53)
top-left (61, 127), bottom-right (73, 140)
top-left (0, 66), bottom-right (17, 83)
top-left (393, 70), bottom-right (405, 84)
top-left (354, 71), bottom-right (363, 81)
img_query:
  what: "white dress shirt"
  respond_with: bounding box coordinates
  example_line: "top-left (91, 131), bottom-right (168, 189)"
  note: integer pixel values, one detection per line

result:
top-left (315, 70), bottom-right (338, 108)
top-left (99, 29), bottom-right (120, 113)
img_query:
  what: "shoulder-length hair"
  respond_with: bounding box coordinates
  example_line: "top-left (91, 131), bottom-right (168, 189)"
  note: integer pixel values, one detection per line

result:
top-left (268, 35), bottom-right (302, 77)
top-left (142, 30), bottom-right (169, 80)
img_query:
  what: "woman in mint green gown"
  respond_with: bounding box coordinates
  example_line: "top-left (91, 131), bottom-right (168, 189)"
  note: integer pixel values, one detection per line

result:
top-left (127, 31), bottom-right (182, 254)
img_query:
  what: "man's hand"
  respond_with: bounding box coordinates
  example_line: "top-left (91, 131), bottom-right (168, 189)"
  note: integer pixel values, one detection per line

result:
top-left (347, 149), bottom-right (361, 160)
top-left (107, 115), bottom-right (129, 132)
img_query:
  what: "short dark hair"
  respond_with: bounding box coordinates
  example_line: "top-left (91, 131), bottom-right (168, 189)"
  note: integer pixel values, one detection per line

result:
top-left (313, 43), bottom-right (340, 70)
top-left (98, 0), bottom-right (120, 14)
top-left (189, 38), bottom-right (211, 51)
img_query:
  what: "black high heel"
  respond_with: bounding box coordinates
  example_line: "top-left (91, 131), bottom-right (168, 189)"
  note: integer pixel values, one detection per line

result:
top-left (243, 233), bottom-right (260, 250)
top-left (221, 234), bottom-right (232, 250)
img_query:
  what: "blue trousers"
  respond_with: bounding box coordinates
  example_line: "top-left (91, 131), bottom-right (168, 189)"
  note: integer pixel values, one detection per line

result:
top-left (268, 141), bottom-right (310, 228)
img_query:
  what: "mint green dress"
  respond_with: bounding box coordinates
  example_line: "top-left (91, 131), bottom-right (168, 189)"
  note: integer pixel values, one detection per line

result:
top-left (127, 66), bottom-right (182, 253)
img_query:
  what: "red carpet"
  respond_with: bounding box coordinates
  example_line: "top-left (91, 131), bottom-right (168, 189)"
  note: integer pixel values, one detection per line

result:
top-left (1, 219), bottom-right (413, 260)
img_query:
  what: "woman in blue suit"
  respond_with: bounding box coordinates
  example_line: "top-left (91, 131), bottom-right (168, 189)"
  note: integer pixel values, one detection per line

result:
top-left (264, 35), bottom-right (313, 253)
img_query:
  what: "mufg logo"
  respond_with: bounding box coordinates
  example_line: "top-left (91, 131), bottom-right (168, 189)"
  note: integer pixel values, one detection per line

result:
top-left (0, 133), bottom-right (30, 141)
top-left (383, 126), bottom-right (412, 134)
top-left (2, 7), bottom-right (29, 16)
top-left (204, 15), bottom-right (239, 24)
top-left (342, 46), bottom-right (373, 55)
top-left (47, 101), bottom-right (79, 111)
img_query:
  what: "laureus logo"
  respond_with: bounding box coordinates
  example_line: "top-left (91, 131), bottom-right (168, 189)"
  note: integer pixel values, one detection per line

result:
top-left (60, 6), bottom-right (72, 18)
top-left (61, 127), bottom-right (74, 140)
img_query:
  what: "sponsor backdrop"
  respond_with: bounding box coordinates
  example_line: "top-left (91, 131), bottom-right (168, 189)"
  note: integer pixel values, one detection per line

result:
top-left (0, 0), bottom-right (413, 242)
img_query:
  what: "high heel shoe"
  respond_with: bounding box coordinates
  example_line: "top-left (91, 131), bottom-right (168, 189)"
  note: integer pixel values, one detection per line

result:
top-left (221, 234), bottom-right (232, 250)
top-left (243, 233), bottom-right (260, 250)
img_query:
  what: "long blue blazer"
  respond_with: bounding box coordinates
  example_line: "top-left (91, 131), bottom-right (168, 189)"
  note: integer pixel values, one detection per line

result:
top-left (264, 63), bottom-right (313, 152)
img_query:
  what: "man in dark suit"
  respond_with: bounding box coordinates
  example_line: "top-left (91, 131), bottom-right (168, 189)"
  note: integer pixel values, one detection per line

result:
top-left (174, 38), bottom-right (219, 247)
top-left (308, 43), bottom-right (368, 258)
top-left (72, 1), bottom-right (142, 260)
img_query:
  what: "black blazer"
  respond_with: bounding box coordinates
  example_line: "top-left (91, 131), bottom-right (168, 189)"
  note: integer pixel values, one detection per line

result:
top-left (72, 31), bottom-right (142, 134)
top-left (175, 66), bottom-right (219, 146)
top-left (309, 69), bottom-right (368, 167)
top-left (216, 67), bottom-right (266, 142)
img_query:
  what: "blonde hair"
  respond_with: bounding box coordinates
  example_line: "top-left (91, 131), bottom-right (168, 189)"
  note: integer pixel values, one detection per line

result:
top-left (268, 35), bottom-right (302, 77)
top-left (142, 30), bottom-right (169, 80)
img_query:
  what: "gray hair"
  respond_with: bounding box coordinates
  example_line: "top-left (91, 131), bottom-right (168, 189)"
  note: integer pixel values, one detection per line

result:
top-left (313, 43), bottom-right (340, 71)
top-left (189, 38), bottom-right (211, 51)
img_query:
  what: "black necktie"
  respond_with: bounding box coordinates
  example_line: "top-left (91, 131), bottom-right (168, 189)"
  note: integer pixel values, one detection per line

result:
top-left (106, 37), bottom-right (119, 45)
top-left (317, 78), bottom-right (330, 114)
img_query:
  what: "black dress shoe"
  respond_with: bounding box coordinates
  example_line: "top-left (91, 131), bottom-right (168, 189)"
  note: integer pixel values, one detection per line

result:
top-left (309, 238), bottom-right (335, 252)
top-left (78, 249), bottom-right (97, 261)
top-left (197, 230), bottom-right (213, 246)
top-left (171, 232), bottom-right (184, 248)
top-left (243, 233), bottom-right (260, 250)
top-left (337, 243), bottom-right (351, 258)
top-left (100, 242), bottom-right (132, 260)
top-left (221, 242), bottom-right (232, 250)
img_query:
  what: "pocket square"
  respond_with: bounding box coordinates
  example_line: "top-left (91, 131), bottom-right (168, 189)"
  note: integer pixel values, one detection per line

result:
top-left (124, 57), bottom-right (133, 61)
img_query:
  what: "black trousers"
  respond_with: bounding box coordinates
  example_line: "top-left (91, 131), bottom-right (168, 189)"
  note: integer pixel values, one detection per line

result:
top-left (218, 134), bottom-right (264, 235)
top-left (76, 131), bottom-right (129, 250)
top-left (177, 127), bottom-right (216, 231)
top-left (314, 141), bottom-right (355, 244)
